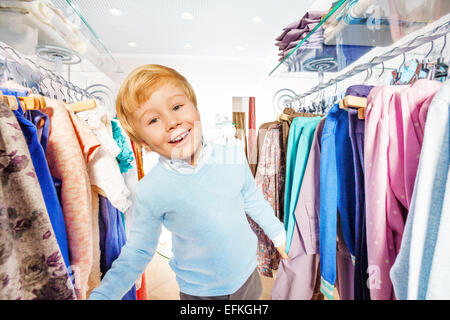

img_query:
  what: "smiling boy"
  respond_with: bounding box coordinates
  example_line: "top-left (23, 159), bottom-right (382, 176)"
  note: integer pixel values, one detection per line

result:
top-left (88, 64), bottom-right (288, 300)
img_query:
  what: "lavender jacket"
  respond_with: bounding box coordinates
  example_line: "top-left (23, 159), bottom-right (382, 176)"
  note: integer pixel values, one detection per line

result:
top-left (271, 118), bottom-right (325, 299)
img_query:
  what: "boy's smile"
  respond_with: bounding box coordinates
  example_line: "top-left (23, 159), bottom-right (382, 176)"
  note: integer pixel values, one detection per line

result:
top-left (131, 82), bottom-right (203, 165)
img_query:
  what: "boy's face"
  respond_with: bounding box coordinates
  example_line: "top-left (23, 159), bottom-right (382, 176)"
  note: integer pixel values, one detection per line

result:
top-left (132, 83), bottom-right (202, 163)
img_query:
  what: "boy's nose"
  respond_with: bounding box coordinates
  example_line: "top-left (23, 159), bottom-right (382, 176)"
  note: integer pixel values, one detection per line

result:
top-left (166, 117), bottom-right (182, 131)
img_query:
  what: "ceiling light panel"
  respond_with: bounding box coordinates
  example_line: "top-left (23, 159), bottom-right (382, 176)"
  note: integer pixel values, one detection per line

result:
top-left (181, 12), bottom-right (193, 20)
top-left (109, 8), bottom-right (123, 16)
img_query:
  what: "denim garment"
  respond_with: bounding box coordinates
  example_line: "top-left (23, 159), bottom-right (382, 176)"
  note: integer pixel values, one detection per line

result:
top-left (98, 195), bottom-right (137, 300)
top-left (320, 103), bottom-right (356, 299)
top-left (347, 85), bottom-right (373, 300)
top-left (14, 102), bottom-right (71, 272)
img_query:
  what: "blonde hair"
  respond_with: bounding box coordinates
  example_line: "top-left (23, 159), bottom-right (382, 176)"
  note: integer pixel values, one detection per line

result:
top-left (116, 64), bottom-right (197, 145)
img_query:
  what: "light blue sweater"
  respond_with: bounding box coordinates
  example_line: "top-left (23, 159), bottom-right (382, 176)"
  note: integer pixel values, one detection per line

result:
top-left (89, 143), bottom-right (284, 299)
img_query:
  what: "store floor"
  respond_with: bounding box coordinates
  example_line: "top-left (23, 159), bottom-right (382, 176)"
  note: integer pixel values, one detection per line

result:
top-left (144, 251), bottom-right (276, 300)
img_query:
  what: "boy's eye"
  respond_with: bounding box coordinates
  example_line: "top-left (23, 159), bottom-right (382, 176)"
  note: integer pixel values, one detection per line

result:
top-left (148, 118), bottom-right (158, 125)
top-left (173, 105), bottom-right (182, 111)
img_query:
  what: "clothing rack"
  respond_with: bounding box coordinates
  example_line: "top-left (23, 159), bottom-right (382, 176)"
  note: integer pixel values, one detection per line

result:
top-left (286, 16), bottom-right (450, 101)
top-left (0, 41), bottom-right (108, 103)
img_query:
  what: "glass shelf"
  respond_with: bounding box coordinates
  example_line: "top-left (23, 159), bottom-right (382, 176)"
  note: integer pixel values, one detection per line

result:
top-left (0, 0), bottom-right (123, 77)
top-left (269, 0), bottom-right (450, 77)
top-left (48, 0), bottom-right (123, 76)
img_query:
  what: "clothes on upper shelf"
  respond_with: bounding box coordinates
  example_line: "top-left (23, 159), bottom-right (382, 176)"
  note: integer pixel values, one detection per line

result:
top-left (275, 11), bottom-right (326, 62)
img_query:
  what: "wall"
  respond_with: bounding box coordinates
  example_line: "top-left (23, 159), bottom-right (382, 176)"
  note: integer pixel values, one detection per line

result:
top-left (109, 53), bottom-right (320, 136)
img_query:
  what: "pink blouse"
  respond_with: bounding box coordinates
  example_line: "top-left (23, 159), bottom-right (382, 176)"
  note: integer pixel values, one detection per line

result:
top-left (43, 99), bottom-right (101, 299)
top-left (364, 80), bottom-right (441, 300)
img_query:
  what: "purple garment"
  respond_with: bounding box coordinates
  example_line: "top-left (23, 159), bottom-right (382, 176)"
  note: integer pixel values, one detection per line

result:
top-left (98, 195), bottom-right (137, 300)
top-left (271, 118), bottom-right (325, 300)
top-left (336, 214), bottom-right (355, 300)
top-left (345, 85), bottom-right (374, 98)
top-left (281, 28), bottom-right (309, 46)
top-left (304, 11), bottom-right (325, 20)
top-left (25, 110), bottom-right (50, 152)
top-left (347, 85), bottom-right (373, 300)
top-left (300, 18), bottom-right (321, 29)
top-left (275, 11), bottom-right (325, 41)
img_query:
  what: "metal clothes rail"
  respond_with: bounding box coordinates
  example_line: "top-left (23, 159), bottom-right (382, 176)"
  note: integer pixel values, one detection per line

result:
top-left (292, 18), bottom-right (450, 100)
top-left (0, 41), bottom-right (95, 101)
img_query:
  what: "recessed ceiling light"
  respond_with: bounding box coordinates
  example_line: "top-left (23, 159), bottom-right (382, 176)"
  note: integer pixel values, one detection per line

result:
top-left (184, 43), bottom-right (192, 48)
top-left (181, 12), bottom-right (193, 20)
top-left (252, 16), bottom-right (262, 23)
top-left (236, 46), bottom-right (245, 51)
top-left (128, 42), bottom-right (137, 47)
top-left (109, 8), bottom-right (123, 16)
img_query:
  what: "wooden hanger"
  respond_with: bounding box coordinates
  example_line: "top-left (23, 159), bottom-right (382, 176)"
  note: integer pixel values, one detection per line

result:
top-left (0, 93), bottom-right (19, 110)
top-left (343, 95), bottom-right (367, 109)
top-left (339, 95), bottom-right (367, 119)
top-left (68, 99), bottom-right (97, 112)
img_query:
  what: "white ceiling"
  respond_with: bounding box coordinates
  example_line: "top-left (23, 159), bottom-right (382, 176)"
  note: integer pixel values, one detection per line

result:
top-left (56, 0), bottom-right (324, 58)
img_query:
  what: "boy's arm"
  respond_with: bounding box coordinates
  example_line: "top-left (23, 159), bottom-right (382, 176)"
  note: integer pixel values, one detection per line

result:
top-left (238, 147), bottom-right (288, 258)
top-left (88, 189), bottom-right (163, 300)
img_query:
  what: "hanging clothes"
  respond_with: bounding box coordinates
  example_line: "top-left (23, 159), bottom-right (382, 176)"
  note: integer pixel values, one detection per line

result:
top-left (364, 79), bottom-right (442, 300)
top-left (248, 122), bottom-right (283, 277)
top-left (284, 116), bottom-right (322, 253)
top-left (98, 195), bottom-right (137, 300)
top-left (12, 104), bottom-right (71, 273)
top-left (319, 103), bottom-right (356, 300)
top-left (42, 98), bottom-right (101, 300)
top-left (87, 188), bottom-right (101, 298)
top-left (247, 97), bottom-right (257, 176)
top-left (389, 80), bottom-right (449, 300)
top-left (111, 119), bottom-right (135, 174)
top-left (346, 84), bottom-right (374, 300)
top-left (252, 121), bottom-right (278, 178)
top-left (278, 107), bottom-right (318, 158)
top-left (113, 119), bottom-right (139, 237)
top-left (77, 107), bottom-right (132, 214)
top-left (272, 117), bottom-right (325, 300)
top-left (130, 141), bottom-right (148, 300)
top-left (0, 101), bottom-right (76, 300)
top-left (232, 111), bottom-right (248, 156)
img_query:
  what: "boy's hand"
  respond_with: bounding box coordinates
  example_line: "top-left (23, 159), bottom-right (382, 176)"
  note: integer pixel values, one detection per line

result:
top-left (276, 243), bottom-right (290, 260)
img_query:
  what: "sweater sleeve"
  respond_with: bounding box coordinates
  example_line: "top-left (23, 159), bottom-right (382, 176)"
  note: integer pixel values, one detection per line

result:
top-left (239, 147), bottom-right (285, 242)
top-left (88, 186), bottom-right (163, 300)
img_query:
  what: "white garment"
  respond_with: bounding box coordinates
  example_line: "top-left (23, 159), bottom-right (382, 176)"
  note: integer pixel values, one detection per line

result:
top-left (77, 106), bottom-right (131, 213)
top-left (112, 120), bottom-right (139, 237)
top-left (2, 0), bottom-right (88, 53)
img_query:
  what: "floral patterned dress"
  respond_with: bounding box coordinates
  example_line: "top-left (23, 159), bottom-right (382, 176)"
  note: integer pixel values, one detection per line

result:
top-left (247, 122), bottom-right (285, 277)
top-left (0, 101), bottom-right (76, 300)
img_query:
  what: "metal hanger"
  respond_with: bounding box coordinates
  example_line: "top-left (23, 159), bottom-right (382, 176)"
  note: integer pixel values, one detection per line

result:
top-left (421, 39), bottom-right (434, 73)
top-left (435, 34), bottom-right (448, 79)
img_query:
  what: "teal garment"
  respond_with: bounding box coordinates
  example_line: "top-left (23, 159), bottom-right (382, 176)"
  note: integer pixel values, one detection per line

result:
top-left (284, 116), bottom-right (323, 253)
top-left (111, 119), bottom-right (134, 174)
